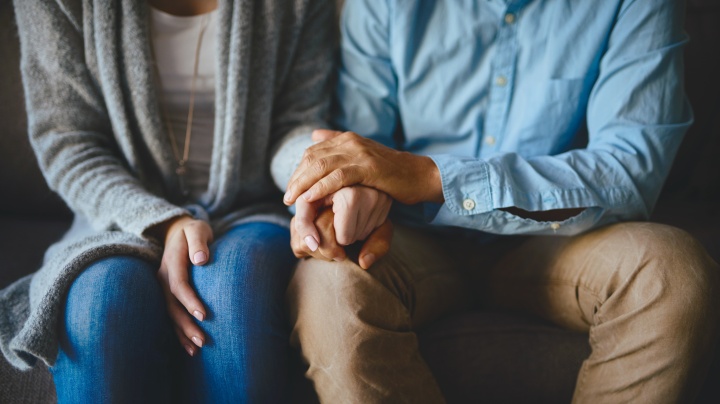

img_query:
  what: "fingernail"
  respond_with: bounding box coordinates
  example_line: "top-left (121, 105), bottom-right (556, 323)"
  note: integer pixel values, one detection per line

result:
top-left (362, 253), bottom-right (376, 268)
top-left (304, 236), bottom-right (319, 252)
top-left (193, 251), bottom-right (207, 264)
top-left (192, 336), bottom-right (204, 348)
top-left (333, 256), bottom-right (345, 262)
top-left (302, 190), bottom-right (312, 201)
top-left (283, 191), bottom-right (291, 202)
top-left (184, 344), bottom-right (195, 356)
top-left (193, 310), bottom-right (205, 321)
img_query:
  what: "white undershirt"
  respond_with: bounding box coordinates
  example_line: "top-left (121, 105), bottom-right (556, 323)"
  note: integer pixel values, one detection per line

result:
top-left (151, 7), bottom-right (217, 200)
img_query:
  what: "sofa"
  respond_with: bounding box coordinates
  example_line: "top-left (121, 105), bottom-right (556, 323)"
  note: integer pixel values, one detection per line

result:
top-left (1, 1), bottom-right (718, 402)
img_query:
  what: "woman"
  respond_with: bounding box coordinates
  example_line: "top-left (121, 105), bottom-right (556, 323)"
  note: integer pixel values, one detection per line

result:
top-left (0, 0), bottom-right (335, 401)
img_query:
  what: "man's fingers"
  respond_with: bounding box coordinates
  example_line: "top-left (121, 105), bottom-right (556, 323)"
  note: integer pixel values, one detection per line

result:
top-left (332, 190), bottom-right (359, 246)
top-left (183, 222), bottom-right (213, 265)
top-left (301, 167), bottom-right (365, 204)
top-left (311, 129), bottom-right (344, 143)
top-left (361, 193), bottom-right (392, 240)
top-left (358, 220), bottom-right (394, 270)
top-left (284, 154), bottom-right (349, 205)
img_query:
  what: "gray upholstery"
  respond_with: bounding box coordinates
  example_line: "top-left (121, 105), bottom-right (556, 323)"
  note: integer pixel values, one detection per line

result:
top-left (0, 1), bottom-right (718, 402)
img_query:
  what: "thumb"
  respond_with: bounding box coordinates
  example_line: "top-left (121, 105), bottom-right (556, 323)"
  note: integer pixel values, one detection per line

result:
top-left (294, 196), bottom-right (332, 252)
top-left (184, 221), bottom-right (213, 266)
top-left (311, 129), bottom-right (343, 143)
top-left (358, 220), bottom-right (394, 270)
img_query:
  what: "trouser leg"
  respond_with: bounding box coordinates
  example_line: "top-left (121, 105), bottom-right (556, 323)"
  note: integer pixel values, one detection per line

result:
top-left (483, 222), bottom-right (720, 403)
top-left (287, 225), bottom-right (470, 403)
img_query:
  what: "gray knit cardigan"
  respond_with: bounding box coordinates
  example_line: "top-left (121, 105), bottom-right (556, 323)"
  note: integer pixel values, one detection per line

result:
top-left (0, 0), bottom-right (335, 370)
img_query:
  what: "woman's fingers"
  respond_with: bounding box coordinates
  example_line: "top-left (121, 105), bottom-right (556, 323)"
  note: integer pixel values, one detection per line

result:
top-left (166, 297), bottom-right (206, 355)
top-left (157, 263), bottom-right (206, 354)
top-left (155, 217), bottom-right (215, 356)
top-left (294, 198), bottom-right (321, 252)
top-left (183, 220), bottom-right (213, 265)
top-left (358, 220), bottom-right (394, 270)
top-left (162, 226), bottom-right (207, 321)
top-left (289, 209), bottom-right (346, 262)
top-left (315, 208), bottom-right (346, 261)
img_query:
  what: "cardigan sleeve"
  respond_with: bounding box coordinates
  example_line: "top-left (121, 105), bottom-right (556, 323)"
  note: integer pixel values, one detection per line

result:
top-left (15, 0), bottom-right (188, 237)
top-left (269, 0), bottom-right (337, 191)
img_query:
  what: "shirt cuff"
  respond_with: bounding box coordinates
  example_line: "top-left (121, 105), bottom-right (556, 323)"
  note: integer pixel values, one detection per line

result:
top-left (429, 154), bottom-right (493, 216)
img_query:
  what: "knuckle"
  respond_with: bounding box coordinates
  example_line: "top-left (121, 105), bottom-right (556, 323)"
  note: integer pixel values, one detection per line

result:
top-left (336, 232), bottom-right (350, 246)
top-left (312, 158), bottom-right (328, 175)
top-left (169, 279), bottom-right (187, 296)
top-left (331, 246), bottom-right (346, 257)
top-left (302, 148), bottom-right (314, 161)
top-left (330, 169), bottom-right (346, 184)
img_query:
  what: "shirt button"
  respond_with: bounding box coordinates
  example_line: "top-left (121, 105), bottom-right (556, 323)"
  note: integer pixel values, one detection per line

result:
top-left (504, 13), bottom-right (516, 24)
top-left (495, 75), bottom-right (508, 86)
top-left (462, 198), bottom-right (476, 211)
top-left (485, 136), bottom-right (496, 145)
top-left (550, 223), bottom-right (561, 231)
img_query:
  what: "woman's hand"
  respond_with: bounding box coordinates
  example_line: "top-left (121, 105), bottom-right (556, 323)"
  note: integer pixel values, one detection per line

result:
top-left (291, 206), bottom-right (394, 270)
top-left (155, 216), bottom-right (213, 357)
top-left (294, 185), bottom-right (392, 252)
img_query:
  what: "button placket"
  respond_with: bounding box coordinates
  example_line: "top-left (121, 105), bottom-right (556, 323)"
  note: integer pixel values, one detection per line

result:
top-left (483, 8), bottom-right (519, 153)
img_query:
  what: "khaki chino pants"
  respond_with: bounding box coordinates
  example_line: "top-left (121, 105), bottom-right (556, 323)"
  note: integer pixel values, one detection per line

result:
top-left (287, 222), bottom-right (720, 403)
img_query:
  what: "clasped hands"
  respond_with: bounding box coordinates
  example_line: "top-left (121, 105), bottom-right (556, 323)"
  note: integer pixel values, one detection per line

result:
top-left (283, 129), bottom-right (443, 268)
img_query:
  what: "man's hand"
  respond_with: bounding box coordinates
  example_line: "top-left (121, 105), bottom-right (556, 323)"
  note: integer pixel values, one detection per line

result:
top-left (155, 216), bottom-right (213, 357)
top-left (283, 130), bottom-right (444, 207)
top-left (291, 208), bottom-right (394, 270)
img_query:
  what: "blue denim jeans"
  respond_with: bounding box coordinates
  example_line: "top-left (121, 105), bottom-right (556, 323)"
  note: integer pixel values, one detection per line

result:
top-left (51, 222), bottom-right (296, 403)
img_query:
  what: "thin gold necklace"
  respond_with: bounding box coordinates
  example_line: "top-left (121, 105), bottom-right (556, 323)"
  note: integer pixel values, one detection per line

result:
top-left (153, 13), bottom-right (211, 196)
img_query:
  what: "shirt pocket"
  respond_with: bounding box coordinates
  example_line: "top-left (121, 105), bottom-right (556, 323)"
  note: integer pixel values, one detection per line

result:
top-left (513, 78), bottom-right (588, 156)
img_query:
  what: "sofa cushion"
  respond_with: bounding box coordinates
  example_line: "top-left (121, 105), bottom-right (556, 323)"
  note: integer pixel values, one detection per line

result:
top-left (419, 311), bottom-right (590, 403)
top-left (0, 216), bottom-right (70, 289)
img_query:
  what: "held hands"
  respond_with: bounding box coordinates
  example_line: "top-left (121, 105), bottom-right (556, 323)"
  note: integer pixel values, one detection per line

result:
top-left (290, 204), bottom-right (394, 270)
top-left (291, 185), bottom-right (393, 269)
top-left (155, 216), bottom-right (213, 357)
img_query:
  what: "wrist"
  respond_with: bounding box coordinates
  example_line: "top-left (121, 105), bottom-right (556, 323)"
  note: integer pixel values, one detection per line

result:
top-left (410, 155), bottom-right (444, 204)
top-left (148, 215), bottom-right (193, 244)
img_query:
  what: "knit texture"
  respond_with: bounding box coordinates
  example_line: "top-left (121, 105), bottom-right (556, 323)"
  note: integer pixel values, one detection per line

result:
top-left (0, 0), bottom-right (334, 370)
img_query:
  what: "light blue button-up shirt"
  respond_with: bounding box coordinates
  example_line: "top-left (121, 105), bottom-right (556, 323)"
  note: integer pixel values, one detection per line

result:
top-left (334, 0), bottom-right (692, 236)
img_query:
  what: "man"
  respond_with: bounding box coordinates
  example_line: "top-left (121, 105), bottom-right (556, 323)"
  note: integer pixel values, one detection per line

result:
top-left (277, 0), bottom-right (720, 402)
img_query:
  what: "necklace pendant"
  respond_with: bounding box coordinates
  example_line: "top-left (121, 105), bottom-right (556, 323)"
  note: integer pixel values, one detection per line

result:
top-left (176, 165), bottom-right (189, 197)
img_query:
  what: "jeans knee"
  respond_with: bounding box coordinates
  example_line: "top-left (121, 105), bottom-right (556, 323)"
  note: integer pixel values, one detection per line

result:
top-left (191, 223), bottom-right (295, 330)
top-left (63, 256), bottom-right (165, 351)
